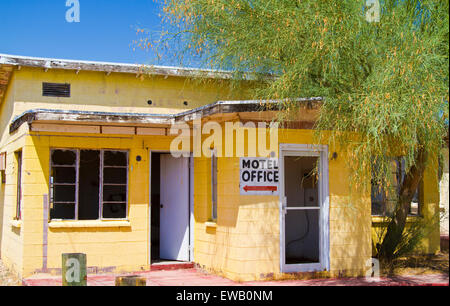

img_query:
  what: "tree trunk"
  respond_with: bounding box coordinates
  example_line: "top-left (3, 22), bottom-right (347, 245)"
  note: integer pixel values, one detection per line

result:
top-left (378, 148), bottom-right (427, 261)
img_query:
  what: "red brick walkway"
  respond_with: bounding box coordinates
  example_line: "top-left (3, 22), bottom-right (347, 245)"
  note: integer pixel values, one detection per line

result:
top-left (22, 268), bottom-right (449, 286)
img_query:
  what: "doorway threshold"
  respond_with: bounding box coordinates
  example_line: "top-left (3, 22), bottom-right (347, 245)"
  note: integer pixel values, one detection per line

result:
top-left (151, 261), bottom-right (194, 271)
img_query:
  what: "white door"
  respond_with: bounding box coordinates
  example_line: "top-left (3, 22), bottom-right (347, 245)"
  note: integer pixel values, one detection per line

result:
top-left (279, 144), bottom-right (330, 273)
top-left (160, 154), bottom-right (190, 261)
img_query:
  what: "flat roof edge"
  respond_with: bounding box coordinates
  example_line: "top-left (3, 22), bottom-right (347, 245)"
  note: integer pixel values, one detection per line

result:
top-left (0, 53), bottom-right (235, 79)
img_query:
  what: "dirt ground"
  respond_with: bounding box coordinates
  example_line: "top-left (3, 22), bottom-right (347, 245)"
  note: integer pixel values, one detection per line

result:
top-left (1, 253), bottom-right (448, 286)
top-left (0, 259), bottom-right (20, 286)
top-left (381, 251), bottom-right (449, 277)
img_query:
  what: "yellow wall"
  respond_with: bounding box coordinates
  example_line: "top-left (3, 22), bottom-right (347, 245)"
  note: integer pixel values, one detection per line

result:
top-left (0, 128), bottom-right (27, 277)
top-left (192, 125), bottom-right (372, 281)
top-left (0, 66), bottom-right (250, 278)
top-left (11, 67), bottom-right (247, 117)
top-left (0, 71), bottom-right (26, 276)
top-left (0, 66), bottom-right (442, 280)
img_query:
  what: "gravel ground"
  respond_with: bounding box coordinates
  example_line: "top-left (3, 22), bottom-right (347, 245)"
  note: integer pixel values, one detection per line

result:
top-left (0, 259), bottom-right (20, 286)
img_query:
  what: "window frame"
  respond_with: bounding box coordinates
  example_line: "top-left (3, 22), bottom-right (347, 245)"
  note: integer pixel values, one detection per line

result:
top-left (15, 150), bottom-right (23, 220)
top-left (100, 150), bottom-right (129, 220)
top-left (49, 148), bottom-right (129, 221)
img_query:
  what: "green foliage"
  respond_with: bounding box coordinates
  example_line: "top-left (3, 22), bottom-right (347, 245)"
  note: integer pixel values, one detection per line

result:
top-left (151, 0), bottom-right (449, 194)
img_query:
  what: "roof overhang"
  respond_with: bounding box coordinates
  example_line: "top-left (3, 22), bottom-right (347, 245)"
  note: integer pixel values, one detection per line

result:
top-left (0, 53), bottom-right (237, 80)
top-left (0, 64), bottom-right (14, 104)
top-left (10, 98), bottom-right (322, 134)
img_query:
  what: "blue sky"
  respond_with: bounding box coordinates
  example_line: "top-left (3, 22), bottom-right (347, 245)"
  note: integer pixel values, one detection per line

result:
top-left (0, 0), bottom-right (165, 65)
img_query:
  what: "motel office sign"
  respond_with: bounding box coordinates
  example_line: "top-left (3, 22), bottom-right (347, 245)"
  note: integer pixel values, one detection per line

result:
top-left (240, 158), bottom-right (279, 196)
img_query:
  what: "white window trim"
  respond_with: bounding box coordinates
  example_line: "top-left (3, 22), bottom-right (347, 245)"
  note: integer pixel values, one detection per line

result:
top-left (279, 143), bottom-right (330, 273)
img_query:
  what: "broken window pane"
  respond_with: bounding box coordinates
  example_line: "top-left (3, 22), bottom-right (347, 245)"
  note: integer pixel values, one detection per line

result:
top-left (53, 185), bottom-right (76, 203)
top-left (102, 203), bottom-right (126, 219)
top-left (52, 167), bottom-right (76, 184)
top-left (50, 203), bottom-right (75, 220)
top-left (52, 150), bottom-right (76, 166)
top-left (103, 185), bottom-right (127, 202)
top-left (104, 151), bottom-right (127, 167)
top-left (103, 168), bottom-right (127, 184)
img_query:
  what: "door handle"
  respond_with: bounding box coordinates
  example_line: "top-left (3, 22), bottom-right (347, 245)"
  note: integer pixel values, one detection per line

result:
top-left (160, 204), bottom-right (164, 208)
top-left (281, 197), bottom-right (287, 215)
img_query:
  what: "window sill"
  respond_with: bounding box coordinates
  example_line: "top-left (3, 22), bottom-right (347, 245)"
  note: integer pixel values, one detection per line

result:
top-left (372, 215), bottom-right (422, 224)
top-left (10, 220), bottom-right (22, 228)
top-left (48, 220), bottom-right (131, 229)
top-left (205, 221), bottom-right (217, 229)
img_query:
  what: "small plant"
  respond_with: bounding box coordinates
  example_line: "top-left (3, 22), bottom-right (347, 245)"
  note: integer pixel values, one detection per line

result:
top-left (374, 209), bottom-right (442, 275)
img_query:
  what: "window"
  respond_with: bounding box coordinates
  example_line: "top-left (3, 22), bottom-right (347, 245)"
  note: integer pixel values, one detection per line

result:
top-left (371, 158), bottom-right (421, 216)
top-left (211, 149), bottom-right (217, 221)
top-left (0, 152), bottom-right (6, 184)
top-left (15, 151), bottom-right (23, 220)
top-left (50, 149), bottom-right (128, 220)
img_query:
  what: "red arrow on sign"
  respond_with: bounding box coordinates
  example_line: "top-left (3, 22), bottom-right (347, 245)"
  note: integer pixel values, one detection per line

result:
top-left (243, 185), bottom-right (278, 192)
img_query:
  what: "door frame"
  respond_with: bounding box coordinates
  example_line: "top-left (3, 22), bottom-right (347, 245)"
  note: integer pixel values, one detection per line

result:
top-left (279, 143), bottom-right (330, 273)
top-left (148, 150), bottom-right (194, 265)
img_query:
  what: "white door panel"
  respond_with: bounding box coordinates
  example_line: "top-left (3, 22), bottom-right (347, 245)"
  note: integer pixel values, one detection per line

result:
top-left (160, 155), bottom-right (190, 261)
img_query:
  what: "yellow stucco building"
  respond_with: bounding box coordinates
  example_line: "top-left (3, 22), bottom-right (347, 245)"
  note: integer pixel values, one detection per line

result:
top-left (0, 54), bottom-right (441, 281)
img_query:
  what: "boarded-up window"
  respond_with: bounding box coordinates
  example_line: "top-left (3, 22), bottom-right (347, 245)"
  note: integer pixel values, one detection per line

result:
top-left (50, 149), bottom-right (128, 220)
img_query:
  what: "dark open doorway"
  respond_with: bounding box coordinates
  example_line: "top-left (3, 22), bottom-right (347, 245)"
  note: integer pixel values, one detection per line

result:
top-left (150, 152), bottom-right (161, 262)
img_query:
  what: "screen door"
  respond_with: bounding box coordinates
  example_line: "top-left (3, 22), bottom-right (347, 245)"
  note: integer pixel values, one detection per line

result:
top-left (280, 145), bottom-right (329, 273)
